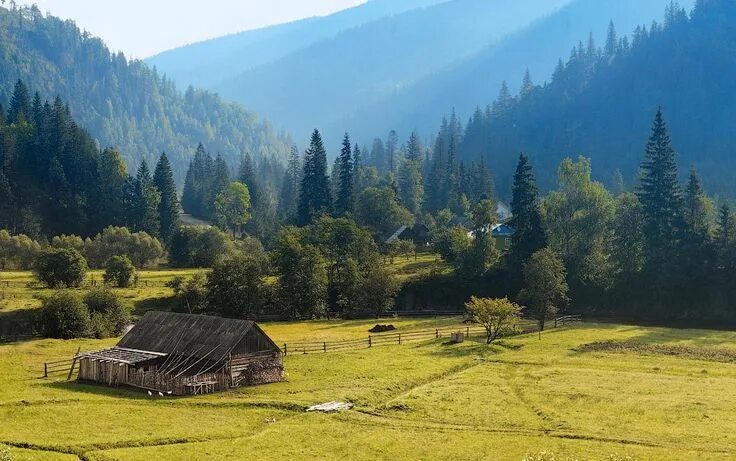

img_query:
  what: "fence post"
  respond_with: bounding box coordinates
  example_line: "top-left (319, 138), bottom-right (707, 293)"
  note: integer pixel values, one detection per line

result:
top-left (466, 326), bottom-right (469, 337)
top-left (368, 335), bottom-right (372, 347)
top-left (44, 362), bottom-right (47, 378)
top-left (284, 343), bottom-right (287, 356)
top-left (398, 334), bottom-right (401, 345)
top-left (323, 342), bottom-right (327, 353)
top-left (435, 329), bottom-right (439, 339)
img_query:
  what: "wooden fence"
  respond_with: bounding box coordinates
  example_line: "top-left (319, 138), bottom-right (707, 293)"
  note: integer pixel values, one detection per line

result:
top-left (0, 280), bottom-right (172, 288)
top-left (282, 317), bottom-right (580, 355)
top-left (43, 357), bottom-right (78, 379)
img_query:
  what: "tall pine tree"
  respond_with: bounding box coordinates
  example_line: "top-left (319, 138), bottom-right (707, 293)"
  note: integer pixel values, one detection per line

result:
top-left (508, 154), bottom-right (547, 272)
top-left (153, 152), bottom-right (180, 242)
top-left (638, 108), bottom-right (683, 267)
top-left (238, 152), bottom-right (260, 205)
top-left (133, 160), bottom-right (161, 236)
top-left (298, 129), bottom-right (332, 225)
top-left (335, 133), bottom-right (354, 215)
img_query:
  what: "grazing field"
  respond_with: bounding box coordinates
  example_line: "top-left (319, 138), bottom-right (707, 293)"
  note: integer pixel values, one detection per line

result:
top-left (1, 322), bottom-right (735, 460)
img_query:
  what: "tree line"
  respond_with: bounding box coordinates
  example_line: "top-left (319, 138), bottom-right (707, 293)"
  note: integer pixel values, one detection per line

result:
top-left (442, 108), bottom-right (736, 322)
top-left (0, 80), bottom-right (180, 241)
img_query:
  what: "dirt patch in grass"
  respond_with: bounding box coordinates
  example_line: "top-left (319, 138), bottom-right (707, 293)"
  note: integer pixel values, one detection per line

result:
top-left (576, 340), bottom-right (736, 363)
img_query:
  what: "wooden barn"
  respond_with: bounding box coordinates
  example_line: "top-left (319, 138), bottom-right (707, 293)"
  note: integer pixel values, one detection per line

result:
top-left (77, 311), bottom-right (283, 395)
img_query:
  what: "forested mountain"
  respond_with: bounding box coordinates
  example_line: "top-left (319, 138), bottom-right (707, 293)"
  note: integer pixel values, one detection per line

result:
top-left (343, 0), bottom-right (694, 143)
top-left (146, 0), bottom-right (448, 89)
top-left (455, 0), bottom-right (735, 197)
top-left (150, 0), bottom-right (572, 144)
top-left (0, 5), bottom-right (292, 182)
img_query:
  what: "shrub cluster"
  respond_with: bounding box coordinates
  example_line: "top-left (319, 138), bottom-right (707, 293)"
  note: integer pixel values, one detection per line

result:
top-left (38, 289), bottom-right (129, 339)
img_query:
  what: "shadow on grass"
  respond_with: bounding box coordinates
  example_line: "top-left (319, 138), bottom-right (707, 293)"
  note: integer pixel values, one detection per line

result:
top-left (44, 379), bottom-right (157, 401)
top-left (132, 296), bottom-right (176, 316)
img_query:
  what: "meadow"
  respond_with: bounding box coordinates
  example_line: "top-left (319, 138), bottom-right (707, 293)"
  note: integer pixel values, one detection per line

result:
top-left (2, 261), bottom-right (735, 460)
top-left (1, 321), bottom-right (736, 460)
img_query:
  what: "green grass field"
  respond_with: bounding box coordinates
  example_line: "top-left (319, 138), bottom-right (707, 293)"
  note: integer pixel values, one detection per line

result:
top-left (1, 321), bottom-right (735, 460)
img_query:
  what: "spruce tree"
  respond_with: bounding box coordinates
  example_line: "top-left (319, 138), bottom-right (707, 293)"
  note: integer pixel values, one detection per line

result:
top-left (181, 143), bottom-right (211, 219)
top-left (238, 152), bottom-right (260, 205)
top-left (133, 160), bottom-right (161, 236)
top-left (520, 69), bottom-right (534, 98)
top-left (153, 152), bottom-right (180, 241)
top-left (508, 154), bottom-right (546, 271)
top-left (298, 129), bottom-right (332, 225)
top-left (637, 108), bottom-right (683, 266)
top-left (336, 133), bottom-right (354, 216)
top-left (605, 20), bottom-right (618, 57)
top-left (715, 204), bottom-right (736, 281)
top-left (406, 131), bottom-right (421, 161)
top-left (7, 79), bottom-right (30, 124)
top-left (683, 168), bottom-right (712, 236)
top-left (277, 146), bottom-right (301, 221)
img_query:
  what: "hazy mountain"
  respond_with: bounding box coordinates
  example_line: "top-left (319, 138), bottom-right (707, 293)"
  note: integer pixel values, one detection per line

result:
top-left (456, 0), bottom-right (736, 196)
top-left (146, 0), bottom-right (448, 89)
top-left (339, 0), bottom-right (696, 144)
top-left (0, 5), bottom-right (292, 183)
top-left (150, 0), bottom-right (572, 146)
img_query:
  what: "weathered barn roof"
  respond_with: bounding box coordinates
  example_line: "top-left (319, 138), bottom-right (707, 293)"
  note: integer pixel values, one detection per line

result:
top-left (117, 311), bottom-right (261, 361)
top-left (384, 225), bottom-right (409, 244)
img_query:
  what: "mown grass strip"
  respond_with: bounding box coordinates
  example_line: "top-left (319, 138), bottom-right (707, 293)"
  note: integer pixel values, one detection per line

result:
top-left (576, 340), bottom-right (736, 363)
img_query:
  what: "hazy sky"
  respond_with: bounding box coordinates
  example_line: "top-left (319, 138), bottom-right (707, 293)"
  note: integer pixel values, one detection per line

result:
top-left (16, 0), bottom-right (367, 59)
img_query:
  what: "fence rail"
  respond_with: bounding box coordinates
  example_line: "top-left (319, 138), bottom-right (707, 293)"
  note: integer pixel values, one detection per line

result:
top-left (281, 318), bottom-right (576, 356)
top-left (43, 357), bottom-right (78, 378)
top-left (0, 280), bottom-right (173, 288)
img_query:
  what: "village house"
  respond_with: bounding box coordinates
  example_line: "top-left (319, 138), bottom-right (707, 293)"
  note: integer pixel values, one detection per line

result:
top-left (77, 311), bottom-right (283, 395)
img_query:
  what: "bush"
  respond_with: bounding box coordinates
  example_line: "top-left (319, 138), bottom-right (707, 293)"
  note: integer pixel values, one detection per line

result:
top-left (38, 291), bottom-right (91, 339)
top-left (169, 226), bottom-right (259, 268)
top-left (85, 226), bottom-right (164, 268)
top-left (33, 248), bottom-right (88, 288)
top-left (83, 289), bottom-right (129, 338)
top-left (50, 234), bottom-right (86, 253)
top-left (104, 255), bottom-right (136, 287)
top-left (168, 272), bottom-right (208, 314)
top-left (0, 229), bottom-right (42, 270)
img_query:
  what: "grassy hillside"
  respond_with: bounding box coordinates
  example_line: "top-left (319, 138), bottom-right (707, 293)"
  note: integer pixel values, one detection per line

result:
top-left (1, 322), bottom-right (735, 459)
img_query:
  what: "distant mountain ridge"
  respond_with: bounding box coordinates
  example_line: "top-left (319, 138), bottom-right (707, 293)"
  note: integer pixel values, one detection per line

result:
top-left (148, 0), bottom-right (573, 145)
top-left (146, 0), bottom-right (448, 89)
top-left (0, 5), bottom-right (292, 183)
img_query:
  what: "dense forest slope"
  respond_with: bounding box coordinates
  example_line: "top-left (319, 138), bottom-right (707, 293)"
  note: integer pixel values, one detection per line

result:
top-left (342, 0), bottom-right (693, 143)
top-left (0, 6), bottom-right (292, 182)
top-left (146, 0), bottom-right (448, 89)
top-left (456, 0), bottom-right (735, 196)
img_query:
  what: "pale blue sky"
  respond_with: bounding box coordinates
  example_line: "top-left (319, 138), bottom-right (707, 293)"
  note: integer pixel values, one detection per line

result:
top-left (16, 0), bottom-right (367, 58)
